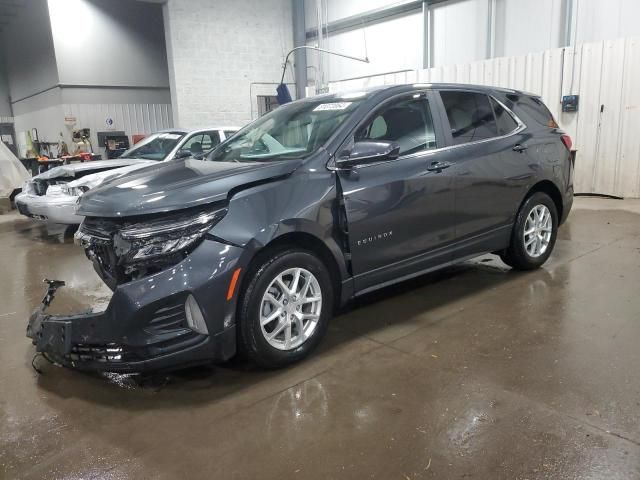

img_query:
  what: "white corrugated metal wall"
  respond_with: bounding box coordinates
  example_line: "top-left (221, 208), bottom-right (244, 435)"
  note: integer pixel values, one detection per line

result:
top-left (329, 36), bottom-right (640, 198)
top-left (63, 103), bottom-right (174, 145)
top-left (12, 102), bottom-right (172, 158)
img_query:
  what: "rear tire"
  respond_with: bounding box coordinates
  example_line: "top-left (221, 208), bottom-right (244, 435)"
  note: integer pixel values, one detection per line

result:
top-left (500, 192), bottom-right (558, 270)
top-left (237, 248), bottom-right (334, 368)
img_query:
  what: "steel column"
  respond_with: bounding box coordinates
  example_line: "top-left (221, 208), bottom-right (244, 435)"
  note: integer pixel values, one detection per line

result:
top-left (292, 0), bottom-right (308, 100)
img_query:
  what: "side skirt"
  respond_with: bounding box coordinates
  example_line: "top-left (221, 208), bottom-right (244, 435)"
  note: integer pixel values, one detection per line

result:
top-left (352, 224), bottom-right (512, 297)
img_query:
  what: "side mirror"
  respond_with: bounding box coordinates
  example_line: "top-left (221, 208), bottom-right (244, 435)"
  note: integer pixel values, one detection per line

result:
top-left (174, 150), bottom-right (192, 160)
top-left (337, 141), bottom-right (400, 168)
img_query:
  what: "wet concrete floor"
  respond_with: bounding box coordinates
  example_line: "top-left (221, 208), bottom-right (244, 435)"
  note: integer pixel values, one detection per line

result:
top-left (1, 197), bottom-right (639, 479)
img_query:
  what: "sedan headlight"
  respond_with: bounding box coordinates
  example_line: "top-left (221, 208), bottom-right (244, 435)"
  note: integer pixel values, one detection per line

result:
top-left (113, 207), bottom-right (227, 262)
top-left (22, 181), bottom-right (35, 194)
top-left (61, 185), bottom-right (89, 197)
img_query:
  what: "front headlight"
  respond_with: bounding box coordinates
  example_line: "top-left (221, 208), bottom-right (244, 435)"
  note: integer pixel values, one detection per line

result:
top-left (61, 185), bottom-right (89, 197)
top-left (22, 181), bottom-right (35, 194)
top-left (113, 207), bottom-right (227, 262)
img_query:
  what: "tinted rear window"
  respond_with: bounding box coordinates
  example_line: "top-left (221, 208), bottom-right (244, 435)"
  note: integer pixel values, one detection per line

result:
top-left (490, 97), bottom-right (519, 135)
top-left (510, 95), bottom-right (556, 127)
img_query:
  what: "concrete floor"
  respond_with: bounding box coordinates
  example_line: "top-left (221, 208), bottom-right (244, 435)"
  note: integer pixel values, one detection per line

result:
top-left (1, 197), bottom-right (639, 479)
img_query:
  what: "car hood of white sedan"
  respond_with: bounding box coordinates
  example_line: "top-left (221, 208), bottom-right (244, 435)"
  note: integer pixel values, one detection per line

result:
top-left (66, 162), bottom-right (157, 190)
top-left (34, 158), bottom-right (155, 181)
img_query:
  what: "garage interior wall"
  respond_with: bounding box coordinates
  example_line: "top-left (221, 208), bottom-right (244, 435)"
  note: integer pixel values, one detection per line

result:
top-left (0, 49), bottom-right (12, 121)
top-left (162, 0), bottom-right (294, 127)
top-left (305, 0), bottom-right (640, 83)
top-left (1, 0), bottom-right (63, 154)
top-left (0, 0), bottom-right (172, 157)
top-left (493, 0), bottom-right (564, 58)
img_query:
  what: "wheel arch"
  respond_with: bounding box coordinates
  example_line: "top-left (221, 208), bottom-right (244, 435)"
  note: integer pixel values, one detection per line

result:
top-left (241, 230), bottom-right (346, 309)
top-left (521, 180), bottom-right (564, 223)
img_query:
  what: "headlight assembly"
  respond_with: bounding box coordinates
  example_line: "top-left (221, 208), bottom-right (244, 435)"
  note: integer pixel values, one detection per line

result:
top-left (113, 207), bottom-right (227, 263)
top-left (61, 185), bottom-right (89, 197)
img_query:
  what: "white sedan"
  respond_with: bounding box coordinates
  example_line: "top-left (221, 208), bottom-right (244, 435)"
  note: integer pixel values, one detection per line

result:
top-left (15, 126), bottom-right (238, 224)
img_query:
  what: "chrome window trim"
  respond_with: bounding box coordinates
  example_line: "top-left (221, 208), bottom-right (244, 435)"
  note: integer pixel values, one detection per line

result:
top-left (328, 92), bottom-right (527, 172)
top-left (432, 92), bottom-right (526, 152)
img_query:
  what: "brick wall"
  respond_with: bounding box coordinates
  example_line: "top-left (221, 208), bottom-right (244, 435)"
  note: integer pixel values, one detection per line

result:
top-left (164, 0), bottom-right (294, 129)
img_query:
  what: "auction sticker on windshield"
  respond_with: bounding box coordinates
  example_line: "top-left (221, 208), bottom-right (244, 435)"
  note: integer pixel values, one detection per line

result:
top-left (313, 102), bottom-right (352, 111)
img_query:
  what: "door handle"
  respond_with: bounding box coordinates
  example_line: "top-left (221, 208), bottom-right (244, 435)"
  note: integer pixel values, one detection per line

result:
top-left (513, 144), bottom-right (528, 153)
top-left (426, 161), bottom-right (451, 172)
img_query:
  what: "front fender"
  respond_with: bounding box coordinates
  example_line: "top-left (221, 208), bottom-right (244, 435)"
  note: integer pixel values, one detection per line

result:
top-left (209, 169), bottom-right (349, 280)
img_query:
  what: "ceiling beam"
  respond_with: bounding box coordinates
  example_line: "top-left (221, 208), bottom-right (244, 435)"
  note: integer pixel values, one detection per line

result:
top-left (305, 0), bottom-right (453, 40)
top-left (0, 2), bottom-right (25, 8)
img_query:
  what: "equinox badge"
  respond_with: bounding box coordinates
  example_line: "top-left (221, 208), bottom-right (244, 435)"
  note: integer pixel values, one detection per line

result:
top-left (357, 231), bottom-right (393, 246)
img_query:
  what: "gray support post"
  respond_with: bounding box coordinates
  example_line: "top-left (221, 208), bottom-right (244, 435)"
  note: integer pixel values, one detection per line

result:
top-left (422, 1), bottom-right (434, 69)
top-left (292, 0), bottom-right (308, 100)
top-left (486, 0), bottom-right (496, 59)
top-left (560, 0), bottom-right (574, 47)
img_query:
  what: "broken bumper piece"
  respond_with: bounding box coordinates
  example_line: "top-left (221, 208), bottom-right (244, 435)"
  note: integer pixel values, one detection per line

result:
top-left (26, 239), bottom-right (244, 373)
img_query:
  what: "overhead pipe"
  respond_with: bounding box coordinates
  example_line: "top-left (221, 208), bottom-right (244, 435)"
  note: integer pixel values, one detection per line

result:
top-left (277, 46), bottom-right (369, 103)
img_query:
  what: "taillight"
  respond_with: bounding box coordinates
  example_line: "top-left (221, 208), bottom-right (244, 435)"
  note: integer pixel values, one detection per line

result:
top-left (561, 134), bottom-right (572, 151)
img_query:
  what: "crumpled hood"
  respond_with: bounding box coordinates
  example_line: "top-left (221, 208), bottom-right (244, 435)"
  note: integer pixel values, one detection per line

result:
top-left (33, 158), bottom-right (153, 180)
top-left (78, 158), bottom-right (302, 217)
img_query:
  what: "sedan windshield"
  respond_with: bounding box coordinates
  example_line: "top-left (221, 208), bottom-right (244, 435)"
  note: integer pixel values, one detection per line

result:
top-left (120, 132), bottom-right (185, 160)
top-left (208, 98), bottom-right (364, 163)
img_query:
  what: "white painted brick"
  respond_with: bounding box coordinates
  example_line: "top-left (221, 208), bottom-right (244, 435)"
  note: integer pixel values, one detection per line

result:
top-left (165, 0), bottom-right (293, 128)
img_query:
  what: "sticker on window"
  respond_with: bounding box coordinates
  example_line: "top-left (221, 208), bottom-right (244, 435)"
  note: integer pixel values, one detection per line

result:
top-left (313, 102), bottom-right (352, 111)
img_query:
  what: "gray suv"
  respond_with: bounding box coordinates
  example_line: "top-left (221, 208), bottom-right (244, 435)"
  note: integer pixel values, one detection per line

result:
top-left (27, 84), bottom-right (574, 372)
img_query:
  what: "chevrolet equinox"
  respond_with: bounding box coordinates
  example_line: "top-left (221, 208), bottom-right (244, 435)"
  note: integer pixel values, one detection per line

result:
top-left (27, 84), bottom-right (574, 372)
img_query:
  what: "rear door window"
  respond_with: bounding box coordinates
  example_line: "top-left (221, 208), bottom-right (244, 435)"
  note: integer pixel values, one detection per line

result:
top-left (182, 134), bottom-right (205, 155)
top-left (355, 97), bottom-right (437, 156)
top-left (440, 91), bottom-right (499, 145)
top-left (200, 132), bottom-right (221, 151)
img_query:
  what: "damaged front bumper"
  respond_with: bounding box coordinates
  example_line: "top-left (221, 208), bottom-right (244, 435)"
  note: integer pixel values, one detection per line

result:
top-left (27, 239), bottom-right (245, 373)
top-left (15, 191), bottom-right (84, 224)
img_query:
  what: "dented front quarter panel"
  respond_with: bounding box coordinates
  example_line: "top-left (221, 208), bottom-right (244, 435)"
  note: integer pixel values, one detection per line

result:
top-left (209, 150), bottom-right (352, 300)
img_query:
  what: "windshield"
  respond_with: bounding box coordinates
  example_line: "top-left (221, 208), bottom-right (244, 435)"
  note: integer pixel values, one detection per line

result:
top-left (120, 132), bottom-right (185, 160)
top-left (207, 98), bottom-right (364, 163)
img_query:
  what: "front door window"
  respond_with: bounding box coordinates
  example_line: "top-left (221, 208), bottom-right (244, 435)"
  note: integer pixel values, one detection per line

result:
top-left (355, 97), bottom-right (437, 156)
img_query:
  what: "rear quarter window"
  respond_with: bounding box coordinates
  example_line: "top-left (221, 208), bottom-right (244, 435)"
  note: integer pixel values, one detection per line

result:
top-left (489, 97), bottom-right (519, 135)
top-left (509, 94), bottom-right (557, 128)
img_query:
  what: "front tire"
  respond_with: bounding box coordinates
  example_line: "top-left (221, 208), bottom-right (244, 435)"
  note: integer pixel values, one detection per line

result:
top-left (500, 192), bottom-right (558, 270)
top-left (237, 248), bottom-right (334, 368)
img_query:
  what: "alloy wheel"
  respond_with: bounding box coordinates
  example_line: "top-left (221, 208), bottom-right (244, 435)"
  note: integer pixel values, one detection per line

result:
top-left (523, 204), bottom-right (553, 258)
top-left (259, 268), bottom-right (322, 351)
